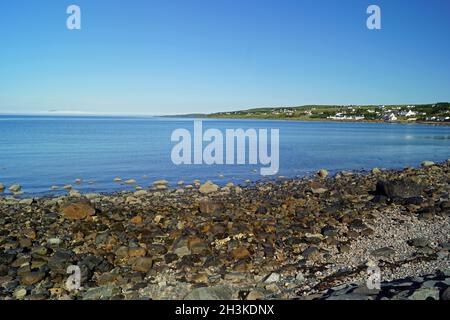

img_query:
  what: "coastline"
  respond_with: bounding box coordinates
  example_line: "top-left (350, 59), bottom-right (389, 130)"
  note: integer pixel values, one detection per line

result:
top-left (1, 160), bottom-right (449, 300)
top-left (202, 115), bottom-right (450, 126)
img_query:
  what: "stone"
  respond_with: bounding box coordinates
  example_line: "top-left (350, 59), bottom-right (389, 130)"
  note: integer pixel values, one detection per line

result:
top-left (408, 287), bottom-right (440, 300)
top-left (264, 272), bottom-right (281, 283)
top-left (61, 200), bottom-right (95, 220)
top-left (48, 238), bottom-right (62, 246)
top-left (199, 181), bottom-right (219, 194)
top-left (371, 247), bottom-right (395, 259)
top-left (421, 161), bottom-right (435, 167)
top-left (124, 179), bottom-right (137, 185)
top-left (302, 246), bottom-right (319, 259)
top-left (311, 187), bottom-right (328, 194)
top-left (153, 180), bottom-right (169, 186)
top-left (128, 247), bottom-right (147, 258)
top-left (19, 198), bottom-right (34, 205)
top-left (130, 216), bottom-right (143, 224)
top-left (317, 169), bottom-right (329, 178)
top-left (371, 168), bottom-right (382, 174)
top-left (246, 290), bottom-right (265, 300)
top-left (295, 272), bottom-right (305, 282)
top-left (375, 179), bottom-right (423, 200)
top-left (321, 226), bottom-right (338, 237)
top-left (113, 178), bottom-right (122, 182)
top-left (82, 285), bottom-right (120, 300)
top-left (20, 271), bottom-right (46, 285)
top-left (231, 247), bottom-right (250, 260)
top-left (131, 257), bottom-right (153, 273)
top-left (13, 288), bottom-right (27, 299)
top-left (0, 183), bottom-right (4, 192)
top-left (9, 184), bottom-right (22, 193)
top-left (407, 238), bottom-right (429, 248)
top-left (441, 287), bottom-right (450, 300)
top-left (174, 245), bottom-right (191, 257)
top-left (184, 285), bottom-right (233, 300)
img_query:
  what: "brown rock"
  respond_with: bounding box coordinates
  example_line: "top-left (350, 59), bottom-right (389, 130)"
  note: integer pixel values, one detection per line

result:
top-left (61, 200), bottom-right (95, 220)
top-left (20, 271), bottom-right (46, 285)
top-left (128, 247), bottom-right (147, 258)
top-left (130, 216), bottom-right (143, 224)
top-left (231, 247), bottom-right (250, 260)
top-left (131, 257), bottom-right (153, 272)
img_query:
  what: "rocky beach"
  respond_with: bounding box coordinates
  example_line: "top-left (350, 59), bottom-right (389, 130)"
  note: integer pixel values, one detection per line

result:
top-left (0, 160), bottom-right (449, 300)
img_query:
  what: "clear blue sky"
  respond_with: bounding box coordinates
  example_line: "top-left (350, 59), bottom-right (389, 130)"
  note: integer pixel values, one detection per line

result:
top-left (0, 0), bottom-right (449, 115)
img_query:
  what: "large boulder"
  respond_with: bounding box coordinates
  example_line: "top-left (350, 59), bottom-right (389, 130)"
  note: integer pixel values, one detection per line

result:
top-left (61, 200), bottom-right (95, 220)
top-left (375, 179), bottom-right (423, 200)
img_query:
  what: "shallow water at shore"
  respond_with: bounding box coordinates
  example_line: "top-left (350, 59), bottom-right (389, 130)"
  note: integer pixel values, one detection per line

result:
top-left (0, 115), bottom-right (449, 196)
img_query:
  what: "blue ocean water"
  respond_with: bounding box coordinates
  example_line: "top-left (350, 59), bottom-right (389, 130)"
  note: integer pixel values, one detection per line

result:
top-left (0, 115), bottom-right (449, 197)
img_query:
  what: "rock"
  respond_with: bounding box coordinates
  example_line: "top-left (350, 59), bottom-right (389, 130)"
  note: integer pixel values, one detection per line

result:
top-left (302, 246), bottom-right (319, 259)
top-left (231, 247), bottom-right (250, 260)
top-left (133, 190), bottom-right (147, 197)
top-left (263, 272), bottom-right (281, 283)
top-left (130, 216), bottom-right (143, 224)
top-left (124, 179), bottom-right (136, 185)
top-left (113, 178), bottom-right (122, 182)
top-left (61, 200), bottom-right (95, 220)
top-left (174, 246), bottom-right (191, 257)
top-left (9, 184), bottom-right (21, 193)
top-left (418, 211), bottom-right (434, 220)
top-left (375, 179), bottom-right (423, 200)
top-left (295, 272), bottom-right (305, 282)
top-left (13, 288), bottom-right (27, 299)
top-left (408, 287), bottom-right (440, 300)
top-left (63, 184), bottom-right (72, 190)
top-left (48, 238), bottom-right (62, 246)
top-left (82, 285), bottom-right (120, 300)
top-left (153, 180), bottom-right (169, 186)
top-left (69, 189), bottom-right (81, 197)
top-left (421, 161), bottom-right (435, 167)
top-left (20, 271), bottom-right (46, 285)
top-left (371, 168), bottom-right (382, 174)
top-left (128, 247), bottom-right (147, 258)
top-left (441, 287), bottom-right (450, 300)
top-left (19, 198), bottom-right (34, 205)
top-left (338, 244), bottom-right (351, 253)
top-left (321, 226), bottom-right (337, 237)
top-left (246, 290), bottom-right (265, 300)
top-left (75, 178), bottom-right (82, 184)
top-left (0, 183), bottom-right (4, 192)
top-left (348, 219), bottom-right (366, 231)
top-left (199, 200), bottom-right (224, 214)
top-left (371, 247), bottom-right (395, 259)
top-left (131, 257), bottom-right (153, 273)
top-left (184, 285), bottom-right (233, 300)
top-left (407, 238), bottom-right (429, 248)
top-left (199, 181), bottom-right (219, 194)
top-left (311, 187), bottom-right (328, 194)
top-left (317, 169), bottom-right (329, 178)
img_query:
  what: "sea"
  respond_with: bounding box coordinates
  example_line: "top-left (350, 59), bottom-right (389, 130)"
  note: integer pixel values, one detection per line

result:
top-left (0, 115), bottom-right (449, 197)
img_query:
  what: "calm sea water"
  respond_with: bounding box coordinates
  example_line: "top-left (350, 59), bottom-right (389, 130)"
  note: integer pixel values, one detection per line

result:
top-left (0, 115), bottom-right (449, 197)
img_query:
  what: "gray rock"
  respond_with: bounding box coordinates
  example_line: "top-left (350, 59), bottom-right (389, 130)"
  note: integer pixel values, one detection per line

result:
top-left (375, 179), bottom-right (423, 199)
top-left (408, 287), bottom-right (440, 300)
top-left (407, 237), bottom-right (429, 248)
top-left (184, 285), bottom-right (233, 300)
top-left (441, 287), bottom-right (450, 300)
top-left (371, 247), bottom-right (395, 259)
top-left (82, 285), bottom-right (120, 300)
top-left (263, 272), bottom-right (281, 283)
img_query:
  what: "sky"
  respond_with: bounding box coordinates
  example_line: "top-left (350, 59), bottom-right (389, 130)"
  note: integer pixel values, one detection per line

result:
top-left (0, 0), bottom-right (449, 115)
